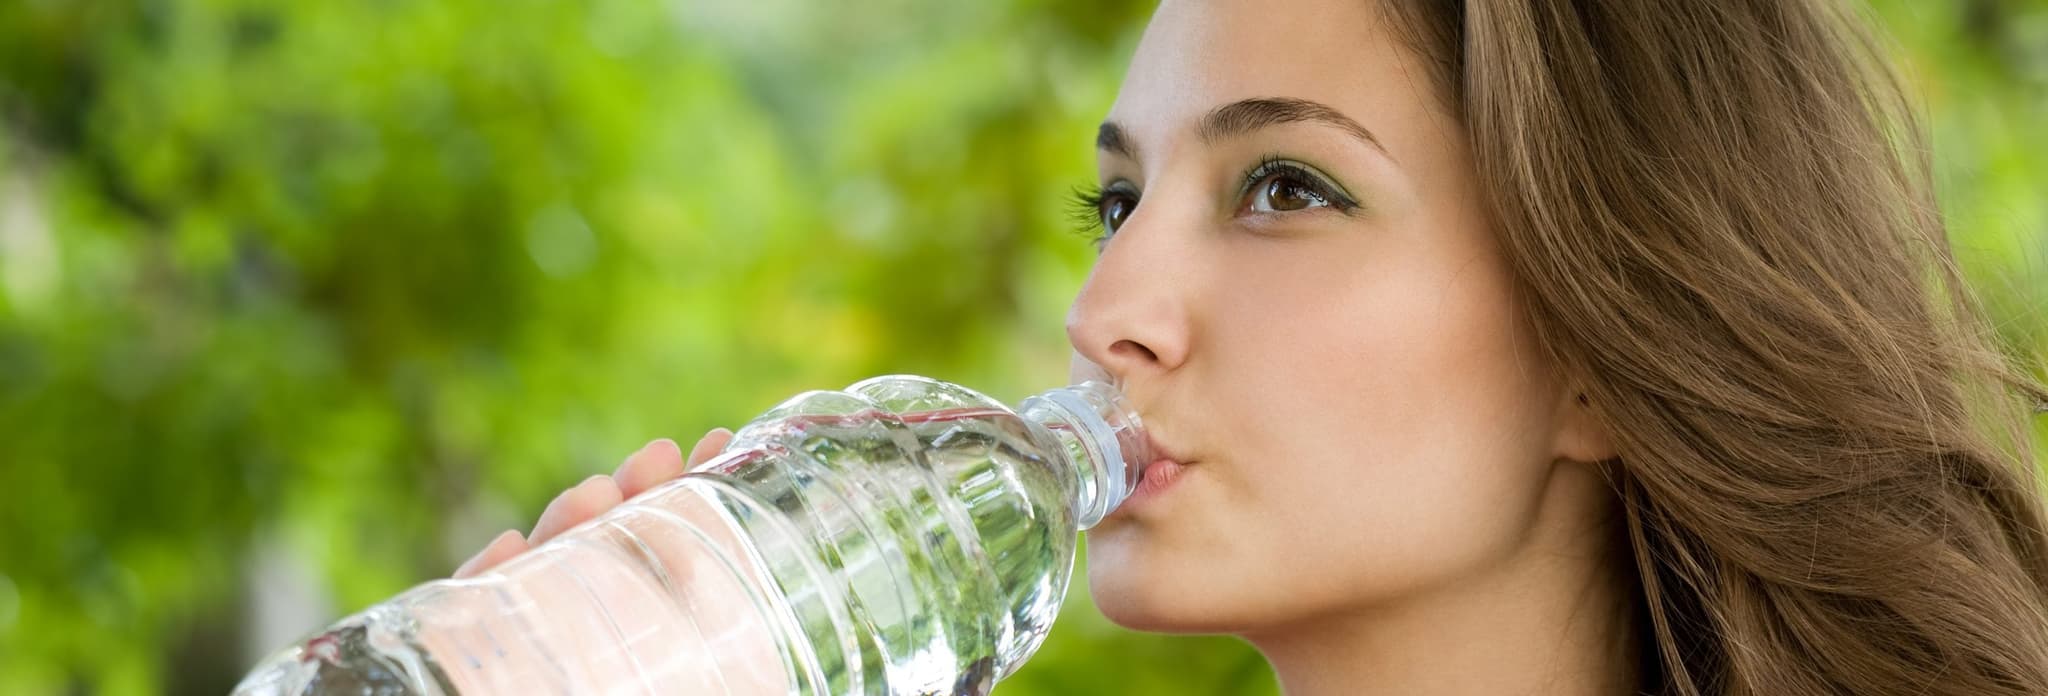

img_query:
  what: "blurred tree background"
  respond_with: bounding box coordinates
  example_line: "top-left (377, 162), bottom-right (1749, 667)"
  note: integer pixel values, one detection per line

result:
top-left (0, 0), bottom-right (2041, 694)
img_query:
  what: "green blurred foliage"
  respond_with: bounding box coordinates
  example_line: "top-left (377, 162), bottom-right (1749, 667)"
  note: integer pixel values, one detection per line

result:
top-left (0, 1), bottom-right (2040, 694)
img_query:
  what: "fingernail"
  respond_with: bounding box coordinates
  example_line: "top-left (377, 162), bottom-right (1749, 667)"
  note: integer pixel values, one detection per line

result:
top-left (534, 485), bottom-right (586, 536)
top-left (622, 439), bottom-right (661, 465)
top-left (456, 529), bottom-right (523, 577)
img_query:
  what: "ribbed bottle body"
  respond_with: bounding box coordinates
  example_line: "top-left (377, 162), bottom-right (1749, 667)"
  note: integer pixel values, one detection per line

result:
top-left (234, 375), bottom-right (1142, 696)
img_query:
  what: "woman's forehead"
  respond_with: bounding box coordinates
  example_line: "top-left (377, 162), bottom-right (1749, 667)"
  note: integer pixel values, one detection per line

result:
top-left (1104, 0), bottom-right (1437, 160)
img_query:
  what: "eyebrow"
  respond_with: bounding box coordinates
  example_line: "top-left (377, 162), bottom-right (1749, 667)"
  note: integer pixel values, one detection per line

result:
top-left (1095, 97), bottom-right (1393, 163)
top-left (1096, 121), bottom-right (1139, 161)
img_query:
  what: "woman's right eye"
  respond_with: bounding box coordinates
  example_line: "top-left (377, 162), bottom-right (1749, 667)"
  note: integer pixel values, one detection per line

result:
top-left (1067, 183), bottom-right (1140, 250)
top-left (1097, 191), bottom-right (1137, 234)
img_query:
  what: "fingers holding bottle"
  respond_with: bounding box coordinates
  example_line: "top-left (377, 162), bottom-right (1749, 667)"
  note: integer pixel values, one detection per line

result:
top-left (452, 428), bottom-right (733, 578)
top-left (614, 428), bottom-right (733, 498)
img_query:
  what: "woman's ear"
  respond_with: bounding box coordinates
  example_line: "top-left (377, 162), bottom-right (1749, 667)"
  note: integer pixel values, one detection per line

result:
top-left (1553, 387), bottom-right (1617, 464)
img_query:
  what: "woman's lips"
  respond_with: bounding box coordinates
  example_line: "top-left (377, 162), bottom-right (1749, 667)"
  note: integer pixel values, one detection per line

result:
top-left (1125, 458), bottom-right (1189, 508)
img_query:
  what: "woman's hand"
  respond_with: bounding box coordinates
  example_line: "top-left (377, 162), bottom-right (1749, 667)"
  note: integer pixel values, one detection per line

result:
top-left (453, 428), bottom-right (735, 578)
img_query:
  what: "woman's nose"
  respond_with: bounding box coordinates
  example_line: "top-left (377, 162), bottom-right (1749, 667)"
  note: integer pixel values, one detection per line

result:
top-left (1064, 209), bottom-right (1193, 386)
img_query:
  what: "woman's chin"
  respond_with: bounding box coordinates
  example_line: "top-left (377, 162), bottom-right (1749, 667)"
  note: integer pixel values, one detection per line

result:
top-left (1085, 555), bottom-right (1230, 633)
top-left (1089, 589), bottom-right (1201, 632)
top-left (1089, 589), bottom-right (1247, 634)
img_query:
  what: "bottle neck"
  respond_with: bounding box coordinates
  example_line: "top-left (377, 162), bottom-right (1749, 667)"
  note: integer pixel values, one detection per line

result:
top-left (1017, 381), bottom-right (1150, 529)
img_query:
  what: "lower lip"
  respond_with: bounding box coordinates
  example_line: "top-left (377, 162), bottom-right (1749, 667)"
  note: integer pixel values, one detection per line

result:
top-left (1120, 458), bottom-right (1188, 510)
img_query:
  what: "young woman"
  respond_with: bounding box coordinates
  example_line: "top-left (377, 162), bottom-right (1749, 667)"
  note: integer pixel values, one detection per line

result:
top-left (461, 1), bottom-right (2048, 693)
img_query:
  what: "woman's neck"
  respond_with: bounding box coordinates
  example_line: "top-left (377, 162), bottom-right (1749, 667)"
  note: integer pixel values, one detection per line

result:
top-left (1246, 481), bottom-right (1643, 695)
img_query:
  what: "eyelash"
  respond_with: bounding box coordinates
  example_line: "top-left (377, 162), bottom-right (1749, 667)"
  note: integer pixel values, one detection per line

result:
top-left (1066, 155), bottom-right (1359, 250)
top-left (1241, 155), bottom-right (1359, 213)
top-left (1064, 184), bottom-right (1123, 251)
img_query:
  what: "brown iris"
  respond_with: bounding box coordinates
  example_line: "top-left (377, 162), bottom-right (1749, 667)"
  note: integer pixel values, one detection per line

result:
top-left (1257, 174), bottom-right (1324, 212)
top-left (1102, 194), bottom-right (1135, 233)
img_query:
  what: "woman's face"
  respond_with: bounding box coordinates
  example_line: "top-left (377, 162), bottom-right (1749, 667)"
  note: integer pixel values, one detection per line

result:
top-left (1070, 0), bottom-right (1610, 634)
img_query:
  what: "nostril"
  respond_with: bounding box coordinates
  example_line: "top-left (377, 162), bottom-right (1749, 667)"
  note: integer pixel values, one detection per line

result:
top-left (1112, 339), bottom-right (1159, 364)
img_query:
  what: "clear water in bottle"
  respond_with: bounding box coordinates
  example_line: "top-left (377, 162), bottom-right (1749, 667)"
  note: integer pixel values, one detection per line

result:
top-left (234, 374), bottom-right (1149, 695)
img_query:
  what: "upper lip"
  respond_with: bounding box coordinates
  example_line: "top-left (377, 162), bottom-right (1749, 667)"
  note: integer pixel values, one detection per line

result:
top-left (1143, 429), bottom-right (1192, 465)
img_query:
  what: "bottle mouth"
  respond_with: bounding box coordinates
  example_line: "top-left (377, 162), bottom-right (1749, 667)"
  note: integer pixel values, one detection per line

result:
top-left (1022, 381), bottom-right (1150, 528)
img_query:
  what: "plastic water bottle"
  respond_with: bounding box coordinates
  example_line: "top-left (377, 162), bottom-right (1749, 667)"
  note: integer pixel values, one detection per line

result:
top-left (234, 374), bottom-right (1150, 695)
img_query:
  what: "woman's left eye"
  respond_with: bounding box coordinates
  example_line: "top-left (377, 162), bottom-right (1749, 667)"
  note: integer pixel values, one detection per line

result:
top-left (1239, 161), bottom-right (1356, 216)
top-left (1249, 173), bottom-right (1329, 212)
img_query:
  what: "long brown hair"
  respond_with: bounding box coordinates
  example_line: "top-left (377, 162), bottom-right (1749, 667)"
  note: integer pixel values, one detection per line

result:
top-left (1382, 1), bottom-right (2048, 693)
